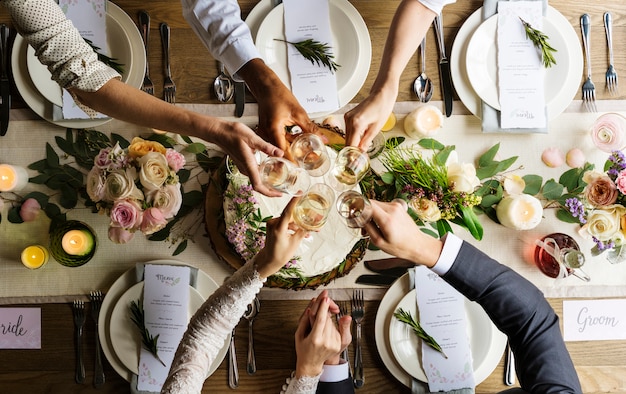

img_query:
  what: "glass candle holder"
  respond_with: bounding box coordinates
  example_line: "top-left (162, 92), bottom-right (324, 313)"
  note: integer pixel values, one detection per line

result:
top-left (49, 220), bottom-right (98, 267)
top-left (21, 245), bottom-right (49, 269)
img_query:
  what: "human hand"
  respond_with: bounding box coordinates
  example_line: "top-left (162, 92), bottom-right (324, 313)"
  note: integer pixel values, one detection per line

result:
top-left (254, 197), bottom-right (307, 278)
top-left (305, 290), bottom-right (352, 366)
top-left (344, 86), bottom-right (397, 150)
top-left (364, 200), bottom-right (442, 268)
top-left (294, 295), bottom-right (344, 378)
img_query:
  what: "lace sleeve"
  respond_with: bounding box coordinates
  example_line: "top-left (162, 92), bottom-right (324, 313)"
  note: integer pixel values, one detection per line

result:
top-left (280, 371), bottom-right (321, 394)
top-left (161, 261), bottom-right (264, 393)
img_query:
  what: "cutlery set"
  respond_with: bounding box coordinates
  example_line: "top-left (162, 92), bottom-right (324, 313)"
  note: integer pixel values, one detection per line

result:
top-left (71, 291), bottom-right (106, 387)
top-left (137, 11), bottom-right (176, 103)
top-left (228, 297), bottom-right (260, 388)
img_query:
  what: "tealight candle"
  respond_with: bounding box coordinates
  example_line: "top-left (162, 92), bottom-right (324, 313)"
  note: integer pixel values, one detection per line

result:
top-left (62, 229), bottom-right (93, 256)
top-left (0, 164), bottom-right (29, 192)
top-left (21, 245), bottom-right (49, 269)
top-left (496, 194), bottom-right (543, 230)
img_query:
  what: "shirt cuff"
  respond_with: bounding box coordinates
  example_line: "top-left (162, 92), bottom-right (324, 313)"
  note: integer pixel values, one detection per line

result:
top-left (430, 233), bottom-right (463, 276)
top-left (319, 359), bottom-right (349, 382)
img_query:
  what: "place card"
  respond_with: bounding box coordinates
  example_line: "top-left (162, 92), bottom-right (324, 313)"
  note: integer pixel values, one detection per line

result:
top-left (0, 308), bottom-right (41, 349)
top-left (497, 1), bottom-right (547, 129)
top-left (283, 0), bottom-right (339, 114)
top-left (137, 264), bottom-right (190, 392)
top-left (563, 299), bottom-right (626, 341)
top-left (413, 266), bottom-right (475, 391)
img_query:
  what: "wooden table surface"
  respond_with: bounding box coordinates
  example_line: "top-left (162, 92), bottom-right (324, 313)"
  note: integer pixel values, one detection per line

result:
top-left (1, 0), bottom-right (626, 393)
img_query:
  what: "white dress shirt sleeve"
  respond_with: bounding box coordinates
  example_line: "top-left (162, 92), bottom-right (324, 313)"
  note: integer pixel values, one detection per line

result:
top-left (319, 359), bottom-right (349, 382)
top-left (417, 0), bottom-right (457, 15)
top-left (430, 232), bottom-right (463, 276)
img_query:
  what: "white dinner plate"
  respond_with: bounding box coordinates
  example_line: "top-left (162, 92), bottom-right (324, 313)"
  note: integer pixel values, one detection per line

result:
top-left (109, 282), bottom-right (206, 375)
top-left (11, 1), bottom-right (145, 128)
top-left (388, 289), bottom-right (502, 383)
top-left (251, 0), bottom-right (371, 118)
top-left (451, 6), bottom-right (582, 120)
top-left (98, 260), bottom-right (228, 382)
top-left (375, 273), bottom-right (507, 388)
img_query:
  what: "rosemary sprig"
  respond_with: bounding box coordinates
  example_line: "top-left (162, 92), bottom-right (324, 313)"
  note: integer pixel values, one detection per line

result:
top-left (129, 299), bottom-right (166, 367)
top-left (519, 18), bottom-right (557, 68)
top-left (394, 308), bottom-right (448, 358)
top-left (84, 38), bottom-right (125, 75)
top-left (275, 39), bottom-right (340, 73)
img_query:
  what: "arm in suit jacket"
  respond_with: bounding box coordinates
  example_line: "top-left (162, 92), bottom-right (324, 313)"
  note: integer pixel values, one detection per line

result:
top-left (316, 378), bottom-right (354, 394)
top-left (442, 241), bottom-right (582, 394)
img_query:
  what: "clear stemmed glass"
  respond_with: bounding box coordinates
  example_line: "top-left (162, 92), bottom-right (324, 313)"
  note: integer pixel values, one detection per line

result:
top-left (289, 133), bottom-right (331, 177)
top-left (258, 157), bottom-right (311, 196)
top-left (328, 147), bottom-right (370, 192)
top-left (365, 132), bottom-right (386, 159)
top-left (293, 183), bottom-right (336, 231)
top-left (336, 190), bottom-right (373, 238)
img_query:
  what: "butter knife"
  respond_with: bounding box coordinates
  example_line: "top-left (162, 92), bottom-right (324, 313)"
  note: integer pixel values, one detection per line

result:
top-left (0, 24), bottom-right (10, 136)
top-left (355, 274), bottom-right (397, 286)
top-left (234, 81), bottom-right (245, 117)
top-left (433, 14), bottom-right (453, 117)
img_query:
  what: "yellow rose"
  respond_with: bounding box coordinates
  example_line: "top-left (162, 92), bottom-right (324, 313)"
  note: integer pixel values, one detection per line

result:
top-left (409, 198), bottom-right (441, 222)
top-left (128, 137), bottom-right (166, 158)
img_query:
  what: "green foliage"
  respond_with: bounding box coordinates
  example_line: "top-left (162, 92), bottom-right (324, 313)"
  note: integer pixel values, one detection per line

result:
top-left (275, 39), bottom-right (340, 72)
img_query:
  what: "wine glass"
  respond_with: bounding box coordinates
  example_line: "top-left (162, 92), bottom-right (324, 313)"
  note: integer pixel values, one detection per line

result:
top-left (336, 190), bottom-right (373, 238)
top-left (293, 183), bottom-right (335, 231)
top-left (365, 132), bottom-right (386, 159)
top-left (328, 147), bottom-right (370, 191)
top-left (259, 157), bottom-right (311, 196)
top-left (289, 133), bottom-right (331, 177)
top-left (533, 233), bottom-right (590, 282)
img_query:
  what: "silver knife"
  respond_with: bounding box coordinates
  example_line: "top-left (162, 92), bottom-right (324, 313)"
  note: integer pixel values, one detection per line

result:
top-left (0, 24), bottom-right (10, 136)
top-left (433, 14), bottom-right (453, 117)
top-left (234, 81), bottom-right (245, 117)
top-left (355, 274), bottom-right (397, 286)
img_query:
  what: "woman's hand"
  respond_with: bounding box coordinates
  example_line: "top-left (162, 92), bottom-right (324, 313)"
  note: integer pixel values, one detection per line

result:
top-left (344, 86), bottom-right (397, 150)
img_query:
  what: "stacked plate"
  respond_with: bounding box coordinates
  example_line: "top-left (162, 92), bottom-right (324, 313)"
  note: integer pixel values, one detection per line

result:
top-left (245, 0), bottom-right (371, 118)
top-left (11, 2), bottom-right (146, 128)
top-left (375, 273), bottom-right (507, 387)
top-left (98, 260), bottom-right (229, 382)
top-left (451, 6), bottom-right (583, 120)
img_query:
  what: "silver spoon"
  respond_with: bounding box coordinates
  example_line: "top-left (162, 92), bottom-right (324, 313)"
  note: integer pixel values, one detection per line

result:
top-left (213, 61), bottom-right (234, 102)
top-left (413, 38), bottom-right (433, 102)
top-left (243, 297), bottom-right (260, 374)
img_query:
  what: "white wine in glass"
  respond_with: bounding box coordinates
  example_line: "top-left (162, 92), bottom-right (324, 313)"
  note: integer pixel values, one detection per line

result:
top-left (259, 157), bottom-right (310, 195)
top-left (336, 190), bottom-right (373, 228)
top-left (289, 133), bottom-right (331, 177)
top-left (293, 184), bottom-right (335, 231)
top-left (330, 147), bottom-right (370, 191)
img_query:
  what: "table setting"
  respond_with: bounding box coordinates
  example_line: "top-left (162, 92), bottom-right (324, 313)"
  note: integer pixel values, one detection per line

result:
top-left (2, 0), bottom-right (626, 392)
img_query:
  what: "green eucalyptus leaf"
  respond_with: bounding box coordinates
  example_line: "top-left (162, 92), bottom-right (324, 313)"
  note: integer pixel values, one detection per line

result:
top-left (182, 190), bottom-right (204, 207)
top-left (522, 174), bottom-right (543, 195)
top-left (22, 191), bottom-right (49, 207)
top-left (184, 142), bottom-right (207, 154)
top-left (8, 207), bottom-right (24, 223)
top-left (480, 194), bottom-right (503, 208)
top-left (173, 240), bottom-right (188, 256)
top-left (542, 179), bottom-right (565, 200)
top-left (29, 174), bottom-right (51, 184)
top-left (381, 172), bottom-right (395, 185)
top-left (556, 208), bottom-right (581, 223)
top-left (45, 143), bottom-right (60, 168)
top-left (559, 167), bottom-right (587, 192)
top-left (178, 168), bottom-right (191, 183)
top-left (55, 135), bottom-right (76, 157)
top-left (385, 136), bottom-right (405, 149)
top-left (59, 185), bottom-right (79, 209)
top-left (434, 145), bottom-right (455, 166)
top-left (28, 159), bottom-right (49, 172)
top-left (420, 227), bottom-right (439, 238)
top-left (111, 133), bottom-right (130, 148)
top-left (478, 205), bottom-right (499, 223)
top-left (146, 133), bottom-right (176, 148)
top-left (181, 135), bottom-right (193, 144)
top-left (418, 138), bottom-right (445, 150)
top-left (478, 143), bottom-right (500, 168)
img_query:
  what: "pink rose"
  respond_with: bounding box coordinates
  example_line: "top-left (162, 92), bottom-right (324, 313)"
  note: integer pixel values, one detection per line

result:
top-left (19, 198), bottom-right (41, 222)
top-left (140, 207), bottom-right (167, 235)
top-left (108, 226), bottom-right (135, 244)
top-left (110, 199), bottom-right (143, 230)
top-left (94, 143), bottom-right (127, 170)
top-left (165, 149), bottom-right (186, 172)
top-left (86, 167), bottom-right (106, 202)
top-left (616, 170), bottom-right (626, 195)
top-left (591, 113), bottom-right (626, 153)
top-left (146, 184), bottom-right (182, 218)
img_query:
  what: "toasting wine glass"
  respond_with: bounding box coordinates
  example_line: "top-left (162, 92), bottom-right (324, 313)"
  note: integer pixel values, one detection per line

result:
top-left (259, 157), bottom-right (310, 196)
top-left (366, 132), bottom-right (386, 159)
top-left (534, 233), bottom-right (590, 282)
top-left (336, 190), bottom-right (373, 238)
top-left (329, 147), bottom-right (370, 191)
top-left (289, 133), bottom-right (331, 177)
top-left (293, 183), bottom-right (335, 231)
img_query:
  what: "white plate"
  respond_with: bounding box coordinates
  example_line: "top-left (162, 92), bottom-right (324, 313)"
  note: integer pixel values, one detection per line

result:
top-left (451, 6), bottom-right (582, 120)
top-left (252, 0), bottom-right (371, 118)
top-left (109, 282), bottom-right (206, 375)
top-left (375, 273), bottom-right (507, 387)
top-left (11, 1), bottom-right (145, 128)
top-left (98, 260), bottom-right (229, 382)
top-left (388, 289), bottom-right (502, 383)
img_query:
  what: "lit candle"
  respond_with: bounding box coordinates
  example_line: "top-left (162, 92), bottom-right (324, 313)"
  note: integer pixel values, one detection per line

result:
top-left (0, 164), bottom-right (29, 192)
top-left (496, 194), bottom-right (543, 230)
top-left (61, 229), bottom-right (94, 256)
top-left (21, 245), bottom-right (49, 269)
top-left (403, 105), bottom-right (444, 138)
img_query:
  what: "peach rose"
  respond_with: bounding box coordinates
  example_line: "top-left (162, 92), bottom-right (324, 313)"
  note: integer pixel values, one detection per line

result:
top-left (583, 171), bottom-right (618, 207)
top-left (128, 137), bottom-right (166, 158)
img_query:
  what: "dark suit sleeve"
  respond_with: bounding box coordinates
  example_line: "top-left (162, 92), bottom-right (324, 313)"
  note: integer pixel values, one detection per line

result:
top-left (315, 378), bottom-right (354, 394)
top-left (441, 242), bottom-right (582, 394)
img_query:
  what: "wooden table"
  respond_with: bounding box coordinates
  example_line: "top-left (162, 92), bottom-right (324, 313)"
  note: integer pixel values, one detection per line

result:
top-left (1, 1), bottom-right (626, 393)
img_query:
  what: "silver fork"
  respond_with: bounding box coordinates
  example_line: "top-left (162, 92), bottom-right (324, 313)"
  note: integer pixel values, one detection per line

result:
top-left (338, 301), bottom-right (351, 370)
top-left (580, 14), bottom-right (597, 112)
top-left (351, 289), bottom-right (364, 388)
top-left (138, 11), bottom-right (153, 95)
top-left (160, 22), bottom-right (176, 104)
top-left (90, 291), bottom-right (105, 388)
top-left (72, 300), bottom-right (86, 384)
top-left (604, 12), bottom-right (618, 95)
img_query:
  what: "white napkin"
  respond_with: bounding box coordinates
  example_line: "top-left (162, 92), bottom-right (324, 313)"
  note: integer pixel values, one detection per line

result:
top-left (481, 0), bottom-right (548, 133)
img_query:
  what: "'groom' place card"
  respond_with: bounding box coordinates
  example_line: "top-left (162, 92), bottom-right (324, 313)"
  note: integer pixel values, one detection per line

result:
top-left (0, 308), bottom-right (41, 349)
top-left (563, 299), bottom-right (626, 341)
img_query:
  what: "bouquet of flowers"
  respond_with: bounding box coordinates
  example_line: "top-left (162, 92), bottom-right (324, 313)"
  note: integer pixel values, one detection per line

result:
top-left (86, 137), bottom-right (186, 244)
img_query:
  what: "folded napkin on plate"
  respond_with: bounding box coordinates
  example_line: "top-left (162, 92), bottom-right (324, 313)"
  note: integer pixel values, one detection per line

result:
top-left (130, 263), bottom-right (198, 394)
top-left (481, 0), bottom-right (547, 133)
top-left (409, 267), bottom-right (475, 394)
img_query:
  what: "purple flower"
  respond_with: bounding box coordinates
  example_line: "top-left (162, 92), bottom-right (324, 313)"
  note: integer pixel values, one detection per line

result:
top-left (565, 198), bottom-right (587, 224)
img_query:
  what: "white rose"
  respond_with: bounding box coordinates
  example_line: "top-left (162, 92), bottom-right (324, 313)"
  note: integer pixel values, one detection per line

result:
top-left (137, 152), bottom-right (170, 191)
top-left (409, 198), bottom-right (441, 222)
top-left (446, 152), bottom-right (480, 193)
top-left (86, 167), bottom-right (106, 202)
top-left (581, 205), bottom-right (626, 241)
top-left (146, 184), bottom-right (183, 219)
top-left (104, 168), bottom-right (143, 202)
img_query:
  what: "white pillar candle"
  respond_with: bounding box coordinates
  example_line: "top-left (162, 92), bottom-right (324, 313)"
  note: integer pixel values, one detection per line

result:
top-left (496, 194), bottom-right (543, 230)
top-left (62, 229), bottom-right (93, 256)
top-left (0, 164), bottom-right (29, 192)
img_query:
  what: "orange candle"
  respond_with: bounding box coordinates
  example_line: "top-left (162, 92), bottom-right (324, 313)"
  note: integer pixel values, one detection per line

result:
top-left (21, 245), bottom-right (49, 269)
top-left (61, 230), bottom-right (94, 256)
top-left (0, 164), bottom-right (29, 192)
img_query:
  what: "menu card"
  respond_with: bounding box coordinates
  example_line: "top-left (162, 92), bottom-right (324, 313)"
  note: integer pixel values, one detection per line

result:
top-left (283, 0), bottom-right (340, 114)
top-left (137, 264), bottom-right (190, 392)
top-left (59, 0), bottom-right (108, 119)
top-left (413, 266), bottom-right (475, 391)
top-left (497, 1), bottom-right (546, 129)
